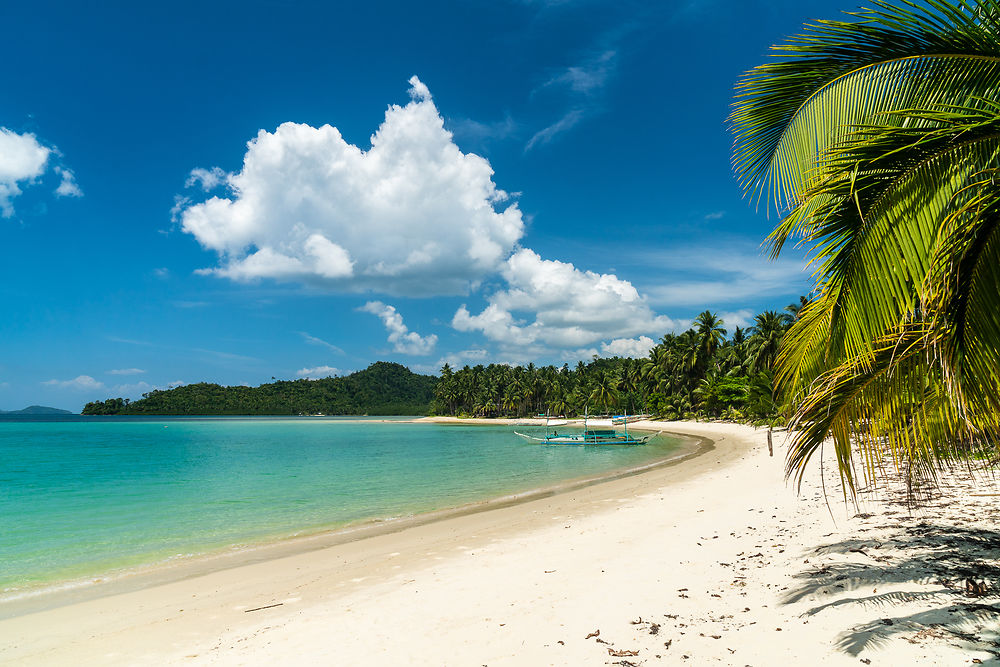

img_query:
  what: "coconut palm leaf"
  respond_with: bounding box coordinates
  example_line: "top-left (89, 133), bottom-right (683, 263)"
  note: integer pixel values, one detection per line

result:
top-left (732, 2), bottom-right (1000, 492)
top-left (732, 0), bottom-right (1000, 216)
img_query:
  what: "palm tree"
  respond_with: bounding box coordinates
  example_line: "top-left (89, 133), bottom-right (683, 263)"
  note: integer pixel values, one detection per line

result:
top-left (694, 310), bottom-right (727, 361)
top-left (588, 373), bottom-right (620, 413)
top-left (732, 0), bottom-right (1000, 493)
top-left (784, 296), bottom-right (809, 321)
top-left (745, 311), bottom-right (788, 373)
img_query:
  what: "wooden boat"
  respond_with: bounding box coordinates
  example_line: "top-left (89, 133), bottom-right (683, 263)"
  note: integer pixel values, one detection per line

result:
top-left (514, 411), bottom-right (659, 446)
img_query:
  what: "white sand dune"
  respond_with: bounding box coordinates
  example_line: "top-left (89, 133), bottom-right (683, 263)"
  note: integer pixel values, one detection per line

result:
top-left (2, 421), bottom-right (996, 665)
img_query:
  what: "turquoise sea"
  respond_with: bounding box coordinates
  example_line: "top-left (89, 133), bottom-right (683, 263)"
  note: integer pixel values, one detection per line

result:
top-left (0, 417), bottom-right (685, 600)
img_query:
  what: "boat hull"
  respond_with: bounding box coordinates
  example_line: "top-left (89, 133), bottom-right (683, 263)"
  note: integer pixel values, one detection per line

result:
top-left (513, 431), bottom-right (655, 446)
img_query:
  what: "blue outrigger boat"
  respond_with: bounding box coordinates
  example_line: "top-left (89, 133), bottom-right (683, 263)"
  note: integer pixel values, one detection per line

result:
top-left (514, 411), bottom-right (659, 446)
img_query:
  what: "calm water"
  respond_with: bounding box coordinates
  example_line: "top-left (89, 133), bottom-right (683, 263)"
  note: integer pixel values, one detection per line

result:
top-left (0, 417), bottom-right (684, 598)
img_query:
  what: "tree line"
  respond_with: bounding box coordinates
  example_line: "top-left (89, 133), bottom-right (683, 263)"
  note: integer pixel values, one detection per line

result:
top-left (81, 307), bottom-right (798, 421)
top-left (432, 306), bottom-right (801, 424)
top-left (82, 362), bottom-right (436, 416)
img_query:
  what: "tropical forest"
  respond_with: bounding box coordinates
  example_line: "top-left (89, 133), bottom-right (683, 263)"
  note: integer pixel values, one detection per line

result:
top-left (431, 306), bottom-right (801, 424)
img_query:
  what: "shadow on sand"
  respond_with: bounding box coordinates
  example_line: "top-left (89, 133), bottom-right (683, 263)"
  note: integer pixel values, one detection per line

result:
top-left (783, 519), bottom-right (1000, 662)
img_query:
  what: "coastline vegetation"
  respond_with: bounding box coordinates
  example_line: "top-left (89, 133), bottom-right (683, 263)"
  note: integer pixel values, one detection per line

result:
top-left (82, 362), bottom-right (436, 416)
top-left (432, 307), bottom-right (797, 424)
top-left (732, 0), bottom-right (1000, 492)
top-left (83, 307), bottom-right (798, 422)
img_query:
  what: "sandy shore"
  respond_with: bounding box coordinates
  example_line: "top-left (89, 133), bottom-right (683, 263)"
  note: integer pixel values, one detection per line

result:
top-left (2, 421), bottom-right (997, 665)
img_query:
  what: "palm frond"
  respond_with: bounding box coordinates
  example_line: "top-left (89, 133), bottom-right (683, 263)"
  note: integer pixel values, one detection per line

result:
top-left (732, 1), bottom-right (1000, 215)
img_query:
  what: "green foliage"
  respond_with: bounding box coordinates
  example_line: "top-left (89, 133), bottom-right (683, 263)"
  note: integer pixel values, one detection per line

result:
top-left (433, 308), bottom-right (794, 422)
top-left (82, 362), bottom-right (437, 416)
top-left (731, 0), bottom-right (1000, 494)
top-left (82, 306), bottom-right (796, 421)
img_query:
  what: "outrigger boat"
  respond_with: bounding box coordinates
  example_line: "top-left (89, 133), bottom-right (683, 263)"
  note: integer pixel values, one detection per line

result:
top-left (515, 410), bottom-right (659, 446)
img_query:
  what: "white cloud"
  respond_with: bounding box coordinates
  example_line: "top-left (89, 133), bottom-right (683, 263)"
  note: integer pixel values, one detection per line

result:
top-left (185, 166), bottom-right (228, 191)
top-left (153, 267), bottom-right (171, 279)
top-left (704, 210), bottom-right (725, 221)
top-left (559, 337), bottom-right (655, 363)
top-left (296, 365), bottom-right (342, 379)
top-left (107, 368), bottom-right (146, 376)
top-left (437, 348), bottom-right (489, 368)
top-left (179, 76), bottom-right (524, 296)
top-left (561, 347), bottom-right (599, 362)
top-left (545, 50), bottom-right (616, 95)
top-left (526, 109), bottom-right (584, 151)
top-left (449, 114), bottom-right (518, 144)
top-left (169, 195), bottom-right (190, 224)
top-left (412, 348), bottom-right (493, 375)
top-left (112, 381), bottom-right (153, 396)
top-left (110, 379), bottom-right (185, 399)
top-left (526, 50), bottom-right (617, 151)
top-left (360, 301), bottom-right (438, 355)
top-left (453, 248), bottom-right (673, 349)
top-left (299, 332), bottom-right (344, 355)
top-left (43, 375), bottom-right (104, 391)
top-left (601, 336), bottom-right (656, 358)
top-left (54, 167), bottom-right (83, 198)
top-left (719, 309), bottom-right (755, 329)
top-left (0, 128), bottom-right (50, 217)
top-left (641, 241), bottom-right (810, 308)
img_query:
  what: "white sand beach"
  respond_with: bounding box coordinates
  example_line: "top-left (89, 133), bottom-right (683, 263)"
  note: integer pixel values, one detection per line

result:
top-left (2, 421), bottom-right (997, 665)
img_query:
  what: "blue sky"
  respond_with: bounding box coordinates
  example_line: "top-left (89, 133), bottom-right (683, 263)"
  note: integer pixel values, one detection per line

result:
top-left (0, 0), bottom-right (848, 411)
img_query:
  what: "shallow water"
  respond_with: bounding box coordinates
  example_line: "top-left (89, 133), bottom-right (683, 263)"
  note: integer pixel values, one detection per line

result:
top-left (0, 416), bottom-right (683, 597)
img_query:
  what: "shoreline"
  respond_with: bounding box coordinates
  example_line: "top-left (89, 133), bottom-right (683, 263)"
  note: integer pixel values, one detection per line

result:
top-left (0, 420), bottom-right (743, 665)
top-left (0, 421), bottom-right (702, 618)
top-left (4, 420), bottom-right (996, 664)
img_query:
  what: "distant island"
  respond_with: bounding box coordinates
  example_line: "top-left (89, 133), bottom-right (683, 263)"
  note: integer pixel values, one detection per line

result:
top-left (82, 362), bottom-right (437, 416)
top-left (0, 405), bottom-right (74, 415)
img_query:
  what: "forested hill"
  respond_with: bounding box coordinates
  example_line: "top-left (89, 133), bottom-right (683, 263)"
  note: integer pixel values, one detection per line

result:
top-left (81, 362), bottom-right (438, 416)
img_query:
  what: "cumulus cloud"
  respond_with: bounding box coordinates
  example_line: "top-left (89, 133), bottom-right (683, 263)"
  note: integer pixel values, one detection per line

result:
top-left (179, 76), bottom-right (524, 296)
top-left (185, 166), bottom-right (228, 191)
top-left (54, 167), bottom-right (83, 198)
top-left (0, 128), bottom-right (51, 217)
top-left (296, 365), bottom-right (342, 379)
top-left (410, 348), bottom-right (495, 375)
top-left (0, 129), bottom-right (83, 216)
top-left (601, 336), bottom-right (656, 358)
top-left (43, 375), bottom-right (104, 391)
top-left (361, 301), bottom-right (438, 355)
top-left (107, 368), bottom-right (146, 376)
top-left (719, 309), bottom-right (755, 329)
top-left (453, 248), bottom-right (673, 349)
top-left (561, 347), bottom-right (599, 362)
top-left (437, 348), bottom-right (489, 369)
top-left (553, 337), bottom-right (657, 364)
